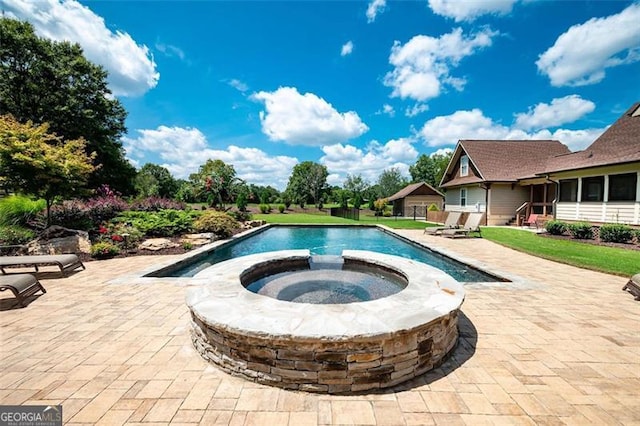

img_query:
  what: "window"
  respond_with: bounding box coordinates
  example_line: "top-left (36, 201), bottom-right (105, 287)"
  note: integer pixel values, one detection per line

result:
top-left (609, 173), bottom-right (637, 201)
top-left (460, 155), bottom-right (469, 177)
top-left (460, 188), bottom-right (467, 206)
top-left (559, 179), bottom-right (577, 202)
top-left (581, 176), bottom-right (604, 202)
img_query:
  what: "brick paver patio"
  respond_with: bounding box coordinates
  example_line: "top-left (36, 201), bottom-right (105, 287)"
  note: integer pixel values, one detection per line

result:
top-left (1, 231), bottom-right (639, 425)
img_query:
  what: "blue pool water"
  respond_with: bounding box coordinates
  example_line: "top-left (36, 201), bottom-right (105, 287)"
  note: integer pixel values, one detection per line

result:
top-left (157, 226), bottom-right (502, 282)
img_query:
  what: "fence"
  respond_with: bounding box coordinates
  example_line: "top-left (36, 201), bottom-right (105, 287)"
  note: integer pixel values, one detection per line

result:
top-left (330, 207), bottom-right (360, 221)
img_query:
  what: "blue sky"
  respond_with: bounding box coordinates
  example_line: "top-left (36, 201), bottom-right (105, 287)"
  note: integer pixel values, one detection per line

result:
top-left (4, 0), bottom-right (640, 189)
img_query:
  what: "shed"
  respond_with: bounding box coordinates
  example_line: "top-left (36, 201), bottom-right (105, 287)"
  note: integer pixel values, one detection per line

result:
top-left (387, 182), bottom-right (445, 218)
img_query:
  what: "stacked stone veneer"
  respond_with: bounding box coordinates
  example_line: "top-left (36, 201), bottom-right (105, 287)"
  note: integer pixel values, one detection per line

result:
top-left (190, 309), bottom-right (459, 394)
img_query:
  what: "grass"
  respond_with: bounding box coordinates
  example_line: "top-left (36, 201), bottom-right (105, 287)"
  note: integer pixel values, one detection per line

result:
top-left (253, 211), bottom-right (434, 230)
top-left (481, 227), bottom-right (640, 276)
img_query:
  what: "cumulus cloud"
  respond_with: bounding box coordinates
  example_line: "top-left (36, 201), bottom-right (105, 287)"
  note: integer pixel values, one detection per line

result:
top-left (405, 103), bottom-right (429, 117)
top-left (228, 79), bottom-right (249, 92)
top-left (418, 100), bottom-right (605, 151)
top-left (252, 87), bottom-right (369, 146)
top-left (321, 138), bottom-right (418, 183)
top-left (428, 0), bottom-right (517, 22)
top-left (514, 95), bottom-right (595, 130)
top-left (376, 104), bottom-right (396, 117)
top-left (4, 0), bottom-right (159, 97)
top-left (122, 125), bottom-right (298, 188)
top-left (366, 0), bottom-right (386, 23)
top-left (341, 41), bottom-right (354, 56)
top-left (537, 3), bottom-right (640, 87)
top-left (384, 27), bottom-right (498, 102)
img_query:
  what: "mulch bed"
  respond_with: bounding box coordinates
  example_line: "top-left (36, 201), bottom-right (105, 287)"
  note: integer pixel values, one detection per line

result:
top-left (538, 233), bottom-right (640, 252)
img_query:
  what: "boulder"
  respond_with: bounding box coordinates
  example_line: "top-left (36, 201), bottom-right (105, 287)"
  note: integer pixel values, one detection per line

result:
top-left (180, 233), bottom-right (215, 246)
top-left (244, 220), bottom-right (266, 229)
top-left (26, 226), bottom-right (91, 255)
top-left (138, 238), bottom-right (180, 251)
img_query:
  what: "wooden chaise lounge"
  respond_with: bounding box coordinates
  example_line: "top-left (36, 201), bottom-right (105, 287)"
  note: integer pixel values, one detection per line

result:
top-left (623, 274), bottom-right (640, 301)
top-left (0, 274), bottom-right (46, 307)
top-left (0, 254), bottom-right (85, 276)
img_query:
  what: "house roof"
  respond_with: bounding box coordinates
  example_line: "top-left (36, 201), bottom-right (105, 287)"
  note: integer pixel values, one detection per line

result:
top-left (387, 182), bottom-right (444, 201)
top-left (543, 102), bottom-right (640, 174)
top-left (440, 140), bottom-right (570, 188)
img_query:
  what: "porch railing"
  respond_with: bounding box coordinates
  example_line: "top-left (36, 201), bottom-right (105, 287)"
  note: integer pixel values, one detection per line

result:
top-left (515, 202), bottom-right (529, 226)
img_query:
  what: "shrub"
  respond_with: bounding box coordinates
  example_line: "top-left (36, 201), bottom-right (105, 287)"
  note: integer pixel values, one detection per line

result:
top-left (0, 195), bottom-right (46, 226)
top-left (49, 200), bottom-right (93, 230)
top-left (182, 241), bottom-right (193, 251)
top-left (373, 198), bottom-right (387, 216)
top-left (236, 192), bottom-right (248, 212)
top-left (567, 222), bottom-right (594, 239)
top-left (228, 209), bottom-right (252, 222)
top-left (634, 229), bottom-right (640, 245)
top-left (193, 211), bottom-right (239, 238)
top-left (278, 204), bottom-right (286, 213)
top-left (98, 222), bottom-right (144, 250)
top-left (259, 204), bottom-right (271, 214)
top-left (0, 225), bottom-right (35, 245)
top-left (383, 210), bottom-right (392, 217)
top-left (114, 210), bottom-right (198, 237)
top-left (600, 224), bottom-right (634, 243)
top-left (90, 241), bottom-right (120, 259)
top-left (84, 195), bottom-right (129, 223)
top-left (428, 203), bottom-right (440, 212)
top-left (130, 197), bottom-right (186, 211)
top-left (282, 194), bottom-right (292, 209)
top-left (545, 220), bottom-right (567, 235)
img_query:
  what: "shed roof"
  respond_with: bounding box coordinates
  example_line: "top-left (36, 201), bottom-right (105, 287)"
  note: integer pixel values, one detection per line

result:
top-left (387, 182), bottom-right (444, 201)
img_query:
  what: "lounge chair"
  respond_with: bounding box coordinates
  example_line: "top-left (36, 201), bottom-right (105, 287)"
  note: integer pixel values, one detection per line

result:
top-left (0, 254), bottom-right (85, 276)
top-left (0, 274), bottom-right (46, 307)
top-left (424, 211), bottom-right (462, 235)
top-left (623, 274), bottom-right (640, 301)
top-left (441, 212), bottom-right (484, 238)
top-left (523, 213), bottom-right (539, 228)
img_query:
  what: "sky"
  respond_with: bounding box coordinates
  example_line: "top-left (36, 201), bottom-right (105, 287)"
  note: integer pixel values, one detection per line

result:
top-left (3, 0), bottom-right (640, 190)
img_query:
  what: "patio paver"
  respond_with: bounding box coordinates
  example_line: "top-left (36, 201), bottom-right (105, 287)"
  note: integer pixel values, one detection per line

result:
top-left (1, 231), bottom-right (639, 425)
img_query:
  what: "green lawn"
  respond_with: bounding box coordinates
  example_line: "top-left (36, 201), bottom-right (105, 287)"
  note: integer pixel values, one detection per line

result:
top-left (253, 211), bottom-right (433, 229)
top-left (481, 227), bottom-right (640, 276)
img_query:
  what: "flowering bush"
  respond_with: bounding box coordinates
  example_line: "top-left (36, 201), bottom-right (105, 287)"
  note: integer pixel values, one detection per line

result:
top-left (130, 197), bottom-right (186, 211)
top-left (84, 195), bottom-right (129, 223)
top-left (90, 241), bottom-right (120, 259)
top-left (49, 200), bottom-right (93, 230)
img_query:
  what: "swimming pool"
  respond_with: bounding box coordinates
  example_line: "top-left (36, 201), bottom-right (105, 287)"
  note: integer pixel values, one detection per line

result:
top-left (155, 225), bottom-right (503, 282)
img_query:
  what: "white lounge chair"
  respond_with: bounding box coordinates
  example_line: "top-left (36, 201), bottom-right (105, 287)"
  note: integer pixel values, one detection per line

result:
top-left (424, 211), bottom-right (462, 235)
top-left (441, 212), bottom-right (484, 238)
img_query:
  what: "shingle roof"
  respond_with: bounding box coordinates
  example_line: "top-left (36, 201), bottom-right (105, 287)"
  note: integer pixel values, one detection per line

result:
top-left (543, 102), bottom-right (640, 173)
top-left (441, 140), bottom-right (570, 188)
top-left (387, 182), bottom-right (444, 201)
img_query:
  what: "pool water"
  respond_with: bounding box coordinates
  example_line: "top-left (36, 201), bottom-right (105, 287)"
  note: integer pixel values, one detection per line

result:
top-left (160, 226), bottom-right (502, 282)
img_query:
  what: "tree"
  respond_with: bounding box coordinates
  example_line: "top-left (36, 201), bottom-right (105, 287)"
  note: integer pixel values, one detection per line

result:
top-left (189, 159), bottom-right (241, 209)
top-left (0, 115), bottom-right (95, 224)
top-left (344, 174), bottom-right (369, 209)
top-left (409, 152), bottom-right (453, 187)
top-left (376, 167), bottom-right (407, 198)
top-left (0, 18), bottom-right (136, 194)
top-left (285, 161), bottom-right (328, 208)
top-left (134, 163), bottom-right (178, 199)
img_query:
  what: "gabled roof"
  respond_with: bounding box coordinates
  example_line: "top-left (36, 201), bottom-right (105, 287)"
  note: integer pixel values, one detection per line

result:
top-left (543, 102), bottom-right (640, 174)
top-left (387, 182), bottom-right (444, 201)
top-left (440, 140), bottom-right (570, 187)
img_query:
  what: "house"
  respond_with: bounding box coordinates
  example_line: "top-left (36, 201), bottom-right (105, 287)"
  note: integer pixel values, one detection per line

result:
top-left (387, 182), bottom-right (444, 218)
top-left (438, 101), bottom-right (640, 226)
top-left (439, 140), bottom-right (570, 225)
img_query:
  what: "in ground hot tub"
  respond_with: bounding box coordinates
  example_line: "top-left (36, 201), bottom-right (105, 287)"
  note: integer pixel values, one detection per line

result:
top-left (186, 250), bottom-right (465, 394)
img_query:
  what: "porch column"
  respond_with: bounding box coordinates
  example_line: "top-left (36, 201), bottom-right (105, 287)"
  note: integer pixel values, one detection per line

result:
top-left (543, 183), bottom-right (548, 216)
top-left (602, 175), bottom-right (609, 222)
top-left (576, 178), bottom-right (582, 220)
top-left (635, 172), bottom-right (640, 225)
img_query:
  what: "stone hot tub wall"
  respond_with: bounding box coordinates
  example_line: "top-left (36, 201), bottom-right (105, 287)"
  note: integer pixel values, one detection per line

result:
top-left (190, 309), bottom-right (459, 394)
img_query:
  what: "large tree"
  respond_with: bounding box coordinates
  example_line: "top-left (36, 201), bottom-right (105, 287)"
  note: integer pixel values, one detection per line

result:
top-left (343, 174), bottom-right (369, 208)
top-left (286, 161), bottom-right (328, 208)
top-left (189, 159), bottom-right (242, 208)
top-left (409, 152), bottom-right (453, 188)
top-left (376, 167), bottom-right (408, 198)
top-left (134, 163), bottom-right (179, 199)
top-left (0, 18), bottom-right (136, 194)
top-left (0, 115), bottom-right (95, 224)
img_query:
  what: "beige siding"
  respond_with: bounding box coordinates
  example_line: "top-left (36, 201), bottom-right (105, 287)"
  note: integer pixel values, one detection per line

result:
top-left (445, 186), bottom-right (486, 212)
top-left (404, 195), bottom-right (443, 211)
top-left (489, 184), bottom-right (528, 216)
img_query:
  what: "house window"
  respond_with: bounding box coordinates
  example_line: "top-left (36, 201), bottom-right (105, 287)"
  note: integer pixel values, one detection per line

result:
top-left (581, 176), bottom-right (604, 202)
top-left (559, 179), bottom-right (577, 202)
top-left (460, 188), bottom-right (467, 206)
top-left (460, 155), bottom-right (469, 177)
top-left (609, 173), bottom-right (637, 201)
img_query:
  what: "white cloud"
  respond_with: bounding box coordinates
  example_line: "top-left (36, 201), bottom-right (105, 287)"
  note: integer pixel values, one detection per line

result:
top-left (537, 3), bottom-right (640, 87)
top-left (376, 104), bottom-right (396, 117)
top-left (366, 0), bottom-right (386, 23)
top-left (514, 95), bottom-right (595, 130)
top-left (428, 0), bottom-right (517, 22)
top-left (384, 27), bottom-right (498, 102)
top-left (418, 103), bottom-right (606, 151)
top-left (405, 103), bottom-right (429, 117)
top-left (432, 147), bottom-right (453, 157)
top-left (341, 41), bottom-right (354, 57)
top-left (228, 79), bottom-right (249, 92)
top-left (321, 138), bottom-right (417, 183)
top-left (4, 0), bottom-right (159, 97)
top-left (155, 42), bottom-right (185, 61)
top-left (252, 87), bottom-right (369, 146)
top-left (122, 126), bottom-right (298, 188)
